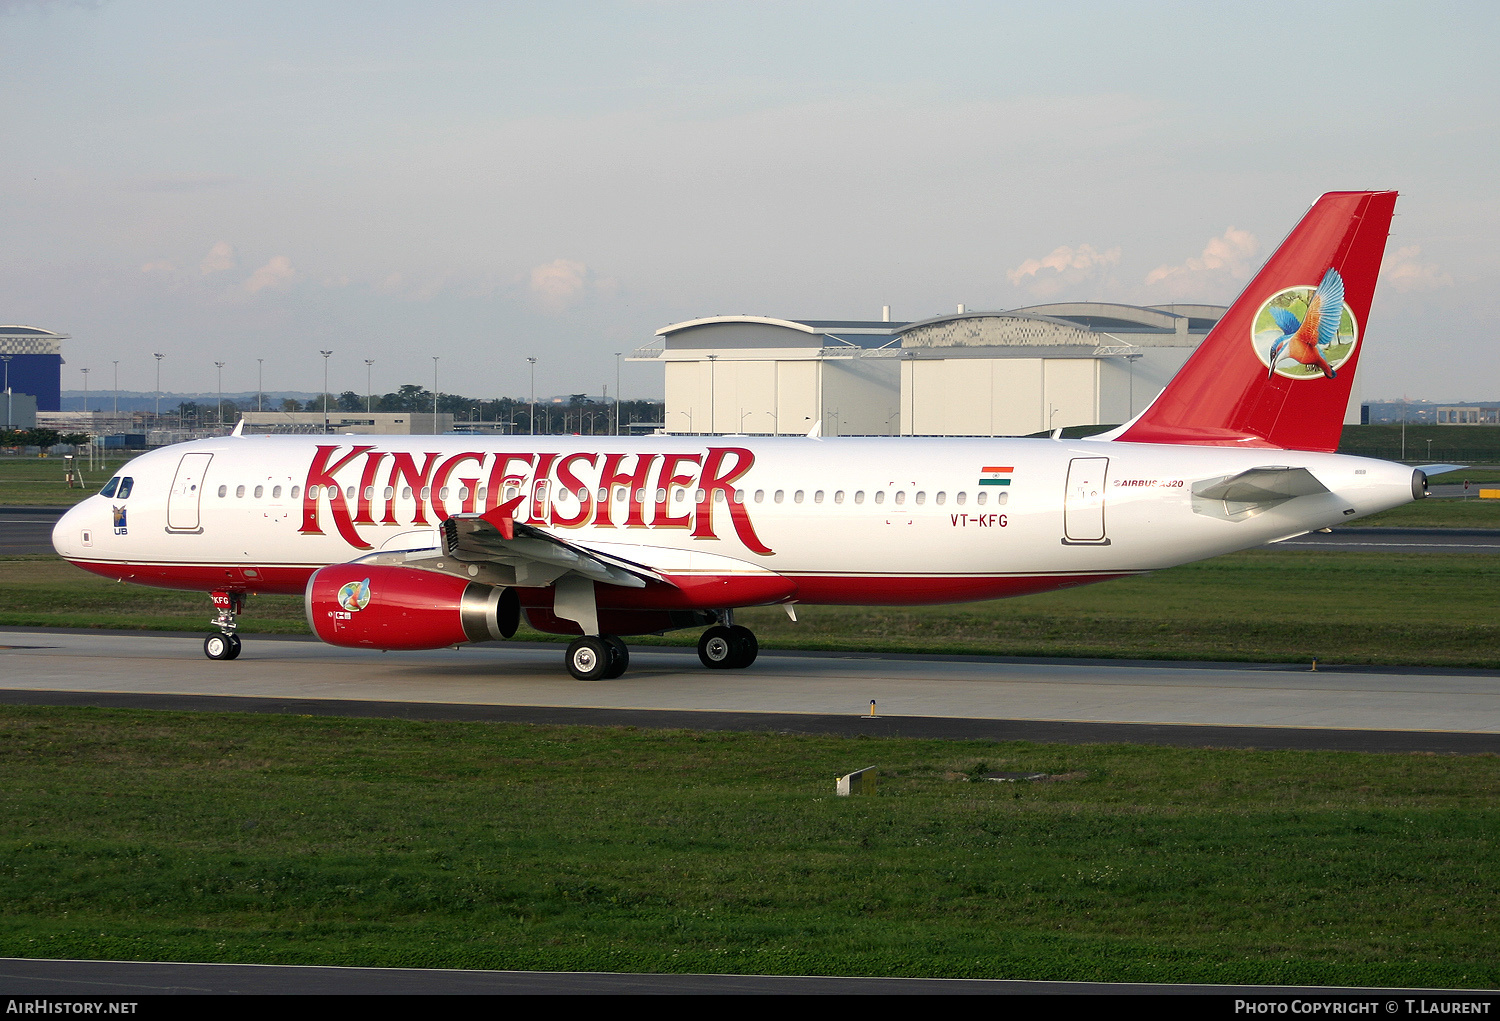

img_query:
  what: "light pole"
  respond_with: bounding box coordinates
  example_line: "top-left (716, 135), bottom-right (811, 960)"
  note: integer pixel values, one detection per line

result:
top-left (153, 353), bottom-right (164, 418)
top-left (614, 351), bottom-right (622, 436)
top-left (320, 350), bottom-right (332, 433)
top-left (527, 357), bottom-right (537, 436)
top-left (431, 356), bottom-right (439, 429)
top-left (112, 360), bottom-right (119, 416)
top-left (256, 358), bottom-right (264, 412)
top-left (365, 359), bottom-right (375, 413)
top-left (80, 367), bottom-right (89, 413)
top-left (214, 362), bottom-right (225, 428)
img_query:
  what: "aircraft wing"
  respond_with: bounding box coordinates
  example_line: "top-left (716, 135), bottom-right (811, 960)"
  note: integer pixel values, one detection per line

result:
top-left (440, 506), bottom-right (666, 589)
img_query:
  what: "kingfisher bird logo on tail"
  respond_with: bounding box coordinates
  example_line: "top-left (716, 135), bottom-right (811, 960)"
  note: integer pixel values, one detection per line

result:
top-left (1258, 267), bottom-right (1356, 380)
top-left (1116, 190), bottom-right (1396, 453)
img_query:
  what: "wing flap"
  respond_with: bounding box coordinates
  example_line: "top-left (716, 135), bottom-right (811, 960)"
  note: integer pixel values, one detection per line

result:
top-left (441, 512), bottom-right (665, 589)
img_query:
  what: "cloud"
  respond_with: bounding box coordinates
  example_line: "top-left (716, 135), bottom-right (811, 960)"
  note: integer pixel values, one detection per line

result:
top-left (1145, 227), bottom-right (1258, 292)
top-left (139, 259), bottom-right (176, 275)
top-left (244, 255), bottom-right (296, 293)
top-left (199, 241), bottom-right (236, 276)
top-left (1382, 245), bottom-right (1453, 292)
top-left (1006, 243), bottom-right (1121, 298)
top-left (529, 258), bottom-right (592, 310)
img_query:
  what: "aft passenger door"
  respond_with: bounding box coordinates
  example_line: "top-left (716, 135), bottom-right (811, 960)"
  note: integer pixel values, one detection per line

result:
top-left (1062, 456), bottom-right (1109, 545)
top-left (166, 452), bottom-right (213, 532)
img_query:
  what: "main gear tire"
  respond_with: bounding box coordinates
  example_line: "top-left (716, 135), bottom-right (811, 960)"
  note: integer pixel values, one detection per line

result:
top-left (727, 625), bottom-right (758, 668)
top-left (698, 626), bottom-right (737, 669)
top-left (566, 636), bottom-right (612, 680)
top-left (603, 635), bottom-right (630, 679)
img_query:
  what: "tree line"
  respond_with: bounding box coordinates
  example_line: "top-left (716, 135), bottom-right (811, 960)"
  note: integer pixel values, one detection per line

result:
top-left (167, 385), bottom-right (664, 435)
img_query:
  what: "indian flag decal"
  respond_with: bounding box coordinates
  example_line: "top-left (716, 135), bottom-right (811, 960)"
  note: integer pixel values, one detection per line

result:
top-left (979, 466), bottom-right (1013, 486)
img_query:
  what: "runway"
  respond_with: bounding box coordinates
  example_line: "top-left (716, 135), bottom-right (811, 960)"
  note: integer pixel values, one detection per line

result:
top-left (3, 629), bottom-right (1498, 753)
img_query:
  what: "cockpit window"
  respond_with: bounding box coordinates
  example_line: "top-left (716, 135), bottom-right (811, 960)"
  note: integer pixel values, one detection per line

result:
top-left (100, 477), bottom-right (119, 498)
top-left (116, 477), bottom-right (134, 499)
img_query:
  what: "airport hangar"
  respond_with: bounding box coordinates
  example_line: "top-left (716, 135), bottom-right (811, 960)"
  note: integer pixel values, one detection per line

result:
top-left (1, 325), bottom-right (67, 418)
top-left (632, 303), bottom-right (1363, 437)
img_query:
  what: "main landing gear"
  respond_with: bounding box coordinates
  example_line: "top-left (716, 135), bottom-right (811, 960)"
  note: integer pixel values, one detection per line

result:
top-left (204, 590), bottom-right (245, 661)
top-left (561, 618), bottom-right (760, 679)
top-left (565, 634), bottom-right (629, 681)
top-left (698, 623), bottom-right (758, 670)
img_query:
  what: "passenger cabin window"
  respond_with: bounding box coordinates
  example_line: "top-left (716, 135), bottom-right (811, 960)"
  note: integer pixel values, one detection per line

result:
top-left (217, 485), bottom-right (227, 498)
top-left (774, 490), bottom-right (784, 504)
top-left (854, 491), bottom-right (864, 504)
top-left (834, 491), bottom-right (845, 504)
top-left (794, 490), bottom-right (804, 504)
top-left (977, 491), bottom-right (987, 506)
top-left (996, 491), bottom-right (1009, 506)
top-left (935, 492), bottom-right (946, 505)
top-left (915, 492), bottom-right (926, 505)
top-left (253, 485), bottom-right (264, 499)
top-left (236, 485), bottom-right (246, 498)
top-left (272, 486), bottom-right (282, 499)
top-left (754, 490), bottom-right (764, 503)
top-left (100, 478), bottom-right (119, 498)
top-left (956, 491), bottom-right (966, 505)
top-left (290, 487), bottom-right (300, 500)
top-left (895, 491), bottom-right (906, 505)
top-left (814, 491), bottom-right (824, 504)
top-left (874, 491), bottom-right (885, 504)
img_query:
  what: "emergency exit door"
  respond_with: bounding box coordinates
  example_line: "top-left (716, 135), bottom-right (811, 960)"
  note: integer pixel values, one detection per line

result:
top-left (1063, 456), bottom-right (1110, 545)
top-left (166, 452), bottom-right (213, 532)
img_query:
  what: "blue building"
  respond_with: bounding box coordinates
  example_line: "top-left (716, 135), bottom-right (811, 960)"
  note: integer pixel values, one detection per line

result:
top-left (0, 326), bottom-right (67, 412)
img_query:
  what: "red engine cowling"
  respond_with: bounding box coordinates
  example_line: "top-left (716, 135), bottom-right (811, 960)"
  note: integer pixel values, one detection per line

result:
top-left (306, 564), bottom-right (519, 650)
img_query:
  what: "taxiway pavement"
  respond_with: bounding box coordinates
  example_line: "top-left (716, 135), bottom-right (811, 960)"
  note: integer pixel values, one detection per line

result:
top-left (3, 630), bottom-right (1498, 753)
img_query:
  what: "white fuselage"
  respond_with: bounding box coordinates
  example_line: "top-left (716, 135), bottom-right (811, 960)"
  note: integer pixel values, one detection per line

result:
top-left (53, 434), bottom-right (1416, 607)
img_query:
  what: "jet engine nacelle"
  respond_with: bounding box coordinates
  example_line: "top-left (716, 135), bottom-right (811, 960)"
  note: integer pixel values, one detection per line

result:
top-left (306, 563), bottom-right (519, 650)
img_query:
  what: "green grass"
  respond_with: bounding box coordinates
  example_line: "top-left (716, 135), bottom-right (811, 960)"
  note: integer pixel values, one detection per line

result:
top-left (1358, 498), bottom-right (1500, 528)
top-left (8, 549), bottom-right (1500, 668)
top-left (0, 454), bottom-right (137, 506)
top-left (0, 706), bottom-right (1494, 987)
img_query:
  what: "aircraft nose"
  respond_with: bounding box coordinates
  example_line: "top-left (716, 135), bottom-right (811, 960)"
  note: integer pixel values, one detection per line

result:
top-left (52, 502), bottom-right (89, 558)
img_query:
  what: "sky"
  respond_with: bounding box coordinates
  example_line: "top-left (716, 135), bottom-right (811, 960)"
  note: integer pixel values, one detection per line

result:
top-left (2, 0), bottom-right (1496, 403)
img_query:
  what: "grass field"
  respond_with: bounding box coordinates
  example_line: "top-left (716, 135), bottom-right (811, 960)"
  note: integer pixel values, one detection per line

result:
top-left (0, 706), bottom-right (1494, 987)
top-left (0, 454), bottom-right (136, 506)
top-left (7, 548), bottom-right (1499, 668)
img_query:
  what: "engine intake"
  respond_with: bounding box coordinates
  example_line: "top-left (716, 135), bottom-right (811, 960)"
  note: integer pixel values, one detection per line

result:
top-left (306, 564), bottom-right (519, 650)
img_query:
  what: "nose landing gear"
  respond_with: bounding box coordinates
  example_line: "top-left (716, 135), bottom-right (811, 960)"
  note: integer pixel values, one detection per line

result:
top-left (204, 590), bottom-right (245, 661)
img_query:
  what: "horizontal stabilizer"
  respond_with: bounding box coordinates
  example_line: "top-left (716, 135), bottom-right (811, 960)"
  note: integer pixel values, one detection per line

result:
top-left (1193, 466), bottom-right (1329, 504)
top-left (1192, 466), bottom-right (1331, 522)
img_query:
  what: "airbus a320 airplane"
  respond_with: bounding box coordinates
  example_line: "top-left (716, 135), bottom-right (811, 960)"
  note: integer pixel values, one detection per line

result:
top-left (54, 191), bottom-right (1426, 679)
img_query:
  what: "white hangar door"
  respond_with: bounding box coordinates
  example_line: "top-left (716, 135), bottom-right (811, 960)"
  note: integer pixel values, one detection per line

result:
top-left (1063, 456), bottom-right (1110, 545)
top-left (167, 452), bottom-right (214, 532)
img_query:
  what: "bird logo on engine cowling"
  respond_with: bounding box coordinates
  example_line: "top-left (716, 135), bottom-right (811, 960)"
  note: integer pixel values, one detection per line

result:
top-left (337, 578), bottom-right (372, 612)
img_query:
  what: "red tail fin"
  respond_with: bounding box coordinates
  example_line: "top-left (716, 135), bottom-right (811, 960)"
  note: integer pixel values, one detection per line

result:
top-left (1117, 191), bottom-right (1396, 452)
